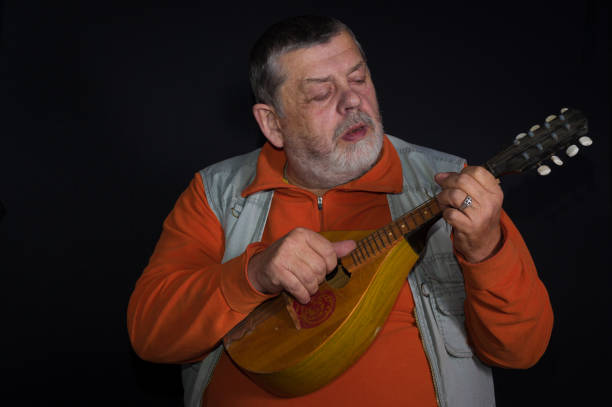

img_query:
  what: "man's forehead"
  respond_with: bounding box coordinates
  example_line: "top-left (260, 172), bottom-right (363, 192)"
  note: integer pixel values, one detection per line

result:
top-left (303, 61), bottom-right (365, 84)
top-left (278, 31), bottom-right (365, 83)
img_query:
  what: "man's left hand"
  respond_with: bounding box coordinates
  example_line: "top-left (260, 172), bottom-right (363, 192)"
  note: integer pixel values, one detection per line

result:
top-left (435, 166), bottom-right (503, 263)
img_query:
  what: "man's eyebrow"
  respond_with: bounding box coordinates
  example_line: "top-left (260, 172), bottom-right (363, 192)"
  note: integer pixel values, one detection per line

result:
top-left (303, 61), bottom-right (366, 84)
top-left (347, 61), bottom-right (365, 75)
top-left (304, 76), bottom-right (332, 84)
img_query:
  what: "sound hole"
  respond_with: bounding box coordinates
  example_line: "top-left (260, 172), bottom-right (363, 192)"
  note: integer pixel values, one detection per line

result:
top-left (325, 261), bottom-right (351, 289)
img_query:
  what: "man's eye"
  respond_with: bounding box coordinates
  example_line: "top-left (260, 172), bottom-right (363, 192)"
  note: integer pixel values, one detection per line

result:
top-left (352, 77), bottom-right (366, 84)
top-left (312, 92), bottom-right (330, 101)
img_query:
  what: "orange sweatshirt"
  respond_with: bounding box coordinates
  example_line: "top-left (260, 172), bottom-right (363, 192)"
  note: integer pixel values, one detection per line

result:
top-left (127, 136), bottom-right (553, 406)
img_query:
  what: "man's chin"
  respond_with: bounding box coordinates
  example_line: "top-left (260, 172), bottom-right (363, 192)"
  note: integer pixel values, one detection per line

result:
top-left (332, 131), bottom-right (383, 177)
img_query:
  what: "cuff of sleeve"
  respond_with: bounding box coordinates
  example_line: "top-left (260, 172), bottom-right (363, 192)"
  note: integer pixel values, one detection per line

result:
top-left (455, 219), bottom-right (519, 291)
top-left (219, 241), bottom-right (276, 314)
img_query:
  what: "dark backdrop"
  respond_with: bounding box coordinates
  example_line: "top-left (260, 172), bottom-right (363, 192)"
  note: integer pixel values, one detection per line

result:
top-left (1, 1), bottom-right (609, 405)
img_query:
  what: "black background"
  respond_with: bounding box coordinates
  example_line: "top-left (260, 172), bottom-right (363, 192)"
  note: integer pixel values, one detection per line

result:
top-left (1, 1), bottom-right (610, 405)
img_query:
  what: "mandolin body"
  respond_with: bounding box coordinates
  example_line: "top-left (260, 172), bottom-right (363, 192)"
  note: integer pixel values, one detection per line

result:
top-left (223, 229), bottom-right (422, 397)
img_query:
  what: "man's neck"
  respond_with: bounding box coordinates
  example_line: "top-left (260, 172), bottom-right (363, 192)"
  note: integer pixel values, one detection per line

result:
top-left (283, 164), bottom-right (329, 197)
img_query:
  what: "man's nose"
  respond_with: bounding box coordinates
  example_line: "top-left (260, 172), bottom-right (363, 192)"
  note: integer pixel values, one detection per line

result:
top-left (337, 88), bottom-right (361, 114)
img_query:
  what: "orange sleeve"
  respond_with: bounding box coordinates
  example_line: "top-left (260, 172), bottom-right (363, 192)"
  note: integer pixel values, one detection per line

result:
top-left (127, 173), bottom-right (273, 364)
top-left (458, 210), bottom-right (554, 368)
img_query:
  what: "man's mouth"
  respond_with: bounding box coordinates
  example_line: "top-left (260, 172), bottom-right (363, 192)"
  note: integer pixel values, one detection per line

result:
top-left (341, 124), bottom-right (368, 142)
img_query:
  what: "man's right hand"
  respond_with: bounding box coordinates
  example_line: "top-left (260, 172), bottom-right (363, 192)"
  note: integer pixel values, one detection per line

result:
top-left (247, 228), bottom-right (356, 304)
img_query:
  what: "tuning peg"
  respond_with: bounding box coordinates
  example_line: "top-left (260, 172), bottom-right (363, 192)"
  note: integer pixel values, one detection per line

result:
top-left (514, 132), bottom-right (527, 144)
top-left (528, 125), bottom-right (540, 138)
top-left (544, 115), bottom-right (557, 128)
top-left (551, 155), bottom-right (564, 166)
top-left (537, 165), bottom-right (552, 176)
top-left (566, 144), bottom-right (579, 157)
top-left (578, 136), bottom-right (593, 146)
top-left (560, 107), bottom-right (569, 114)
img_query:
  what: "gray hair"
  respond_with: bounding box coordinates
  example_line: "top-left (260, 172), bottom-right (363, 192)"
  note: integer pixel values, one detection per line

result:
top-left (249, 16), bottom-right (364, 116)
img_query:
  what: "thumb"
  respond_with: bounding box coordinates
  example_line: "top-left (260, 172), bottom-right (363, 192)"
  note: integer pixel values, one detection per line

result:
top-left (332, 240), bottom-right (356, 258)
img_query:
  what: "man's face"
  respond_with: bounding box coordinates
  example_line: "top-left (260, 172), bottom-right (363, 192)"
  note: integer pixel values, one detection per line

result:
top-left (275, 30), bottom-right (384, 190)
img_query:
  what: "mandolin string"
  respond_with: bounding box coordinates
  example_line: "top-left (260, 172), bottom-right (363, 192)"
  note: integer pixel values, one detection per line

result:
top-left (346, 197), bottom-right (442, 268)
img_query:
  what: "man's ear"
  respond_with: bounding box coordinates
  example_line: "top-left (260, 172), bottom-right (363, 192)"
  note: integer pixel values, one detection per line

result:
top-left (252, 103), bottom-right (284, 148)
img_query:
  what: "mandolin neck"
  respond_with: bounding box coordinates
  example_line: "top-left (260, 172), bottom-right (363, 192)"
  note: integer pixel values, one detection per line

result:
top-left (341, 198), bottom-right (442, 270)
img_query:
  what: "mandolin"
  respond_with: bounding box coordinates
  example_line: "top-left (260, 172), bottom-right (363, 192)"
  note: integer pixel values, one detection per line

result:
top-left (223, 108), bottom-right (590, 397)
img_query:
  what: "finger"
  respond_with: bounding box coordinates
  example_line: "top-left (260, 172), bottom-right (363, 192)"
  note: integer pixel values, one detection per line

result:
top-left (457, 167), bottom-right (504, 213)
top-left (281, 228), bottom-right (334, 273)
top-left (282, 271), bottom-right (312, 304)
top-left (293, 240), bottom-right (357, 289)
top-left (437, 188), bottom-right (479, 213)
top-left (460, 166), bottom-right (500, 194)
top-left (302, 231), bottom-right (340, 272)
top-left (456, 193), bottom-right (478, 217)
top-left (437, 171), bottom-right (486, 199)
top-left (332, 240), bottom-right (356, 258)
top-left (292, 253), bottom-right (328, 291)
top-left (441, 206), bottom-right (473, 230)
top-left (434, 172), bottom-right (452, 185)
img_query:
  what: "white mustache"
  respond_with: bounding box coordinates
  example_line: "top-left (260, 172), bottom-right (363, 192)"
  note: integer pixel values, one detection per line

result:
top-left (334, 111), bottom-right (375, 140)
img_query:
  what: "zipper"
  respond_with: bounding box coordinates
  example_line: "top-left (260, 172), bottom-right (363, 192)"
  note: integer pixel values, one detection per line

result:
top-left (413, 305), bottom-right (442, 407)
top-left (316, 195), bottom-right (324, 231)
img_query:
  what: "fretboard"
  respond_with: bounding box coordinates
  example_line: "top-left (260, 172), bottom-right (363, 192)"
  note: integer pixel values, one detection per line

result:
top-left (342, 198), bottom-right (442, 270)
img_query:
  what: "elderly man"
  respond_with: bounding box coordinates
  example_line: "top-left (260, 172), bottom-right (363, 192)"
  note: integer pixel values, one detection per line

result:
top-left (128, 16), bottom-right (553, 407)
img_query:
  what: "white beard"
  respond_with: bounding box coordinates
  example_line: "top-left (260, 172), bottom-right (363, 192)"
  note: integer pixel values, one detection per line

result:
top-left (286, 113), bottom-right (384, 189)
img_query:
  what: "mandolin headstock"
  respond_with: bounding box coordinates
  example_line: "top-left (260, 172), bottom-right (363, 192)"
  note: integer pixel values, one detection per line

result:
top-left (484, 108), bottom-right (590, 178)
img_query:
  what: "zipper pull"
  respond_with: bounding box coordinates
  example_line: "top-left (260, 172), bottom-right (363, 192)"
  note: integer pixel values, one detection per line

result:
top-left (317, 196), bottom-right (323, 210)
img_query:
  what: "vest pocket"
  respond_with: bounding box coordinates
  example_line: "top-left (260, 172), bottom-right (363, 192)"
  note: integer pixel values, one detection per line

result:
top-left (431, 280), bottom-right (473, 358)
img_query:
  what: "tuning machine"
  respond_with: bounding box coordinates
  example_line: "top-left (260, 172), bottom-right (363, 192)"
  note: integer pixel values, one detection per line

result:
top-left (566, 144), bottom-right (579, 157)
top-left (514, 132), bottom-right (527, 145)
top-left (538, 152), bottom-right (568, 176)
top-left (537, 164), bottom-right (552, 176)
top-left (551, 155), bottom-right (563, 166)
top-left (565, 136), bottom-right (593, 158)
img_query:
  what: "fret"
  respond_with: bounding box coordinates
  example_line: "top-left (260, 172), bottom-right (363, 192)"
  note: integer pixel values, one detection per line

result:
top-left (372, 235), bottom-right (385, 252)
top-left (430, 199), bottom-right (440, 216)
top-left (391, 222), bottom-right (401, 240)
top-left (383, 228), bottom-right (392, 245)
top-left (357, 244), bottom-right (367, 262)
top-left (360, 241), bottom-right (370, 258)
top-left (397, 220), bottom-right (408, 235)
top-left (371, 235), bottom-right (381, 251)
top-left (365, 237), bottom-right (376, 254)
top-left (428, 200), bottom-right (437, 215)
top-left (415, 206), bottom-right (425, 223)
top-left (375, 230), bottom-right (386, 248)
top-left (409, 212), bottom-right (419, 229)
top-left (388, 225), bottom-right (397, 240)
top-left (420, 203), bottom-right (431, 220)
top-left (404, 213), bottom-right (416, 230)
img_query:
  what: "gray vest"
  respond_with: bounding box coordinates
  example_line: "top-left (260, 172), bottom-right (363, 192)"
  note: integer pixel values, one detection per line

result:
top-left (182, 135), bottom-right (495, 407)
